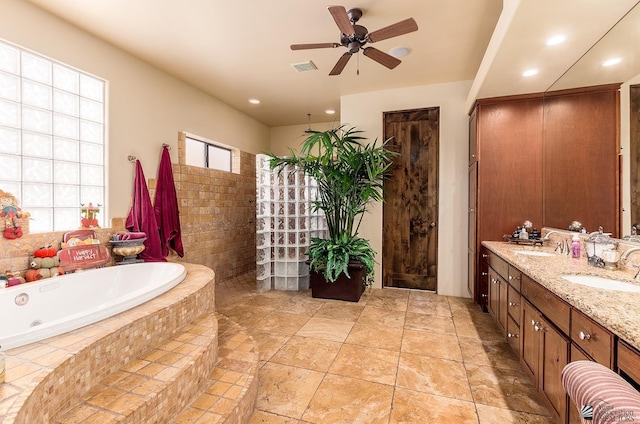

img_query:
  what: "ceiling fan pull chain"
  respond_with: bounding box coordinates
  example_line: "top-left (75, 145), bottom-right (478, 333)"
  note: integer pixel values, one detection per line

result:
top-left (357, 52), bottom-right (360, 76)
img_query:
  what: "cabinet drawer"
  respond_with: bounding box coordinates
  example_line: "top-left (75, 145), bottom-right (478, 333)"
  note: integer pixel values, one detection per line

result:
top-left (521, 275), bottom-right (570, 335)
top-left (507, 265), bottom-right (521, 292)
top-left (618, 341), bottom-right (640, 386)
top-left (570, 309), bottom-right (613, 367)
top-left (506, 315), bottom-right (520, 355)
top-left (507, 284), bottom-right (521, 325)
top-left (487, 251), bottom-right (509, 280)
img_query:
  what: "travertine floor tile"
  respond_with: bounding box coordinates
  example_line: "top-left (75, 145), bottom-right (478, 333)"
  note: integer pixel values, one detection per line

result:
top-left (465, 363), bottom-right (550, 415)
top-left (397, 352), bottom-right (473, 401)
top-left (301, 373), bottom-right (393, 424)
top-left (344, 323), bottom-right (403, 351)
top-left (358, 305), bottom-right (406, 328)
top-left (404, 312), bottom-right (456, 334)
top-left (256, 363), bottom-right (324, 419)
top-left (249, 332), bottom-right (291, 362)
top-left (270, 335), bottom-right (342, 372)
top-left (390, 387), bottom-right (479, 424)
top-left (329, 343), bottom-right (399, 385)
top-left (476, 404), bottom-right (554, 423)
top-left (313, 302), bottom-right (365, 322)
top-left (401, 328), bottom-right (463, 361)
top-left (458, 336), bottom-right (521, 369)
top-left (249, 410), bottom-right (300, 423)
top-left (252, 312), bottom-right (310, 335)
top-left (295, 317), bottom-right (354, 343)
top-left (215, 275), bottom-right (553, 423)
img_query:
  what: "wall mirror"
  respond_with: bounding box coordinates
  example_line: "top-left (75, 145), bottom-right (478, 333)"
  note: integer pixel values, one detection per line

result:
top-left (543, 2), bottom-right (640, 237)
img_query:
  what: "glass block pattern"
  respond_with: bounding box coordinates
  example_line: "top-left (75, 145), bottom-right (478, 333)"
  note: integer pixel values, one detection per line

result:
top-left (256, 154), bottom-right (328, 292)
top-left (0, 40), bottom-right (105, 232)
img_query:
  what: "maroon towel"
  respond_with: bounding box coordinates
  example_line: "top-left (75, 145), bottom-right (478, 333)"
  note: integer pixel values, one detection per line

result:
top-left (154, 146), bottom-right (184, 257)
top-left (125, 160), bottom-right (166, 262)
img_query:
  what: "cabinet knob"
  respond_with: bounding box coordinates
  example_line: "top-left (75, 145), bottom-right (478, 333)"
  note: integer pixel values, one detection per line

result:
top-left (579, 331), bottom-right (591, 341)
top-left (509, 275), bottom-right (520, 281)
top-left (469, 208), bottom-right (474, 213)
top-left (482, 254), bottom-right (489, 258)
top-left (531, 320), bottom-right (542, 331)
top-left (507, 332), bottom-right (519, 338)
top-left (481, 272), bottom-right (488, 276)
top-left (492, 278), bottom-right (499, 284)
top-left (481, 294), bottom-right (488, 298)
top-left (508, 301), bottom-right (517, 307)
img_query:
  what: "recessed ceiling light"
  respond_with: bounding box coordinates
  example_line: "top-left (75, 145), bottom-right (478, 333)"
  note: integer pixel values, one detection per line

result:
top-left (325, 109), bottom-right (336, 115)
top-left (248, 98), bottom-right (260, 104)
top-left (546, 35), bottom-right (566, 46)
top-left (389, 46), bottom-right (412, 58)
top-left (602, 58), bottom-right (622, 67)
top-left (523, 69), bottom-right (539, 77)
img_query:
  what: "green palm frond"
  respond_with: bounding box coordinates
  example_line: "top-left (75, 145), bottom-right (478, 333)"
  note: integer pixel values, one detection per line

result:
top-left (268, 126), bottom-right (396, 284)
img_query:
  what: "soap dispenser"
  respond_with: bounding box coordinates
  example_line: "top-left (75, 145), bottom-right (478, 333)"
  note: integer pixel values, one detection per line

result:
top-left (519, 227), bottom-right (528, 240)
top-left (571, 235), bottom-right (581, 258)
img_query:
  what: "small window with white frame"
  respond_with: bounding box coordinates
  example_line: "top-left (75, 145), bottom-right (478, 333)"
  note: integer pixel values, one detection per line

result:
top-left (184, 132), bottom-right (239, 173)
top-left (0, 38), bottom-right (106, 233)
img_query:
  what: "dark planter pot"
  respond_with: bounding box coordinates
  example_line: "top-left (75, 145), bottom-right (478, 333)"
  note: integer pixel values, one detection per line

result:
top-left (310, 261), bottom-right (367, 302)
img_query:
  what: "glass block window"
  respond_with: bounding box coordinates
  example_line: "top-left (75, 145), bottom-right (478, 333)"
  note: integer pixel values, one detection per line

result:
top-left (0, 39), bottom-right (105, 232)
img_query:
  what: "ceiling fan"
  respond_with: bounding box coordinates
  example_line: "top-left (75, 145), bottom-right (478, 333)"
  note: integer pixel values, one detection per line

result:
top-left (290, 5), bottom-right (418, 76)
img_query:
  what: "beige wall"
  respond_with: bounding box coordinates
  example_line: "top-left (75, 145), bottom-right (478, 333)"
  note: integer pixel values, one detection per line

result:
top-left (269, 122), bottom-right (338, 156)
top-left (342, 80), bottom-right (472, 297)
top-left (0, 0), bottom-right (270, 221)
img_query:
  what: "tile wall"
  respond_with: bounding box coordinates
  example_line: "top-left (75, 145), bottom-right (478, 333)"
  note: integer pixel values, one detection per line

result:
top-left (0, 135), bottom-right (257, 283)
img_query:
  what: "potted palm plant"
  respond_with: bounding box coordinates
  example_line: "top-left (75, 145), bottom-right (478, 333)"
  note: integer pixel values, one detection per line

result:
top-left (269, 126), bottom-right (395, 301)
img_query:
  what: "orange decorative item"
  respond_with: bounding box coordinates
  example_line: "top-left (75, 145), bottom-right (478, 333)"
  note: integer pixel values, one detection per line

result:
top-left (34, 245), bottom-right (57, 258)
top-left (0, 190), bottom-right (29, 239)
top-left (80, 202), bottom-right (101, 228)
top-left (25, 269), bottom-right (42, 282)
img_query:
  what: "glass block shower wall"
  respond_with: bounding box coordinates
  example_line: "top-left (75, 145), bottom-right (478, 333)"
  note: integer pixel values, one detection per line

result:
top-left (256, 154), bottom-right (328, 292)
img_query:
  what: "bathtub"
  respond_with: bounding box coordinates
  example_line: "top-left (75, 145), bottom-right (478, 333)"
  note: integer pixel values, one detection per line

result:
top-left (0, 262), bottom-right (186, 350)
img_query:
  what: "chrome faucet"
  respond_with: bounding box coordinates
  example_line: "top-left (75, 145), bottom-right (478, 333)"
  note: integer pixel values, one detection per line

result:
top-left (543, 230), bottom-right (569, 255)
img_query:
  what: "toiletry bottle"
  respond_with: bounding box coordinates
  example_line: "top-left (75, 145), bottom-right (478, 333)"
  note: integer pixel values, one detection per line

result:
top-left (519, 227), bottom-right (528, 240)
top-left (571, 235), bottom-right (581, 258)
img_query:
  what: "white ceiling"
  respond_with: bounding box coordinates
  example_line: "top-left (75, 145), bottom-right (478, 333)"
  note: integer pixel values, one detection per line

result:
top-left (24, 0), bottom-right (640, 127)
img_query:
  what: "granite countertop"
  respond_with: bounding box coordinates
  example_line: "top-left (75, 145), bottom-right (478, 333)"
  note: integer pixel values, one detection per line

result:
top-left (482, 241), bottom-right (640, 351)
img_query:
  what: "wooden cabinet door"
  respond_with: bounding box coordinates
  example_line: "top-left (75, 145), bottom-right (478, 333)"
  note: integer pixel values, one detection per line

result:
top-left (488, 267), bottom-right (500, 323)
top-left (538, 316), bottom-right (570, 423)
top-left (498, 278), bottom-right (508, 334)
top-left (520, 299), bottom-right (540, 383)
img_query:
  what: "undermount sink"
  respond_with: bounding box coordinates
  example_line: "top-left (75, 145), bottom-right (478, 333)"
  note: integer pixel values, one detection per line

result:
top-left (513, 250), bottom-right (555, 257)
top-left (561, 275), bottom-right (640, 292)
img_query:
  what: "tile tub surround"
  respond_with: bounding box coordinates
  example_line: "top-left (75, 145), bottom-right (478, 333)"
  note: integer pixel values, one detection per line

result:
top-left (0, 263), bottom-right (214, 424)
top-left (217, 271), bottom-right (555, 423)
top-left (482, 241), bottom-right (640, 351)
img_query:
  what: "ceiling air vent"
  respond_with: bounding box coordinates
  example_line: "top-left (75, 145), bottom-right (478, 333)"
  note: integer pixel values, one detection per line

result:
top-left (291, 60), bottom-right (318, 72)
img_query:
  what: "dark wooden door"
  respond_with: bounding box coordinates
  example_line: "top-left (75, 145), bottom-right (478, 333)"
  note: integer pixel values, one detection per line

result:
top-left (383, 108), bottom-right (439, 290)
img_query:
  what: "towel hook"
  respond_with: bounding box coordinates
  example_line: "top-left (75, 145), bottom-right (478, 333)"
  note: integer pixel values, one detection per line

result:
top-left (162, 143), bottom-right (171, 150)
top-left (127, 155), bottom-right (137, 163)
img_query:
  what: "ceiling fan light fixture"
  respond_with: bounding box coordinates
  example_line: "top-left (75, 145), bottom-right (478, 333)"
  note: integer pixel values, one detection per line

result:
top-left (389, 46), bottom-right (411, 58)
top-left (291, 60), bottom-right (318, 72)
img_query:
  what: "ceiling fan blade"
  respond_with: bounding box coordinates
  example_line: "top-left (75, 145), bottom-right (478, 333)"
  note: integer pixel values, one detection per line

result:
top-left (328, 5), bottom-right (355, 36)
top-left (366, 18), bottom-right (418, 43)
top-left (291, 43), bottom-right (341, 50)
top-left (329, 52), bottom-right (352, 76)
top-left (363, 47), bottom-right (401, 69)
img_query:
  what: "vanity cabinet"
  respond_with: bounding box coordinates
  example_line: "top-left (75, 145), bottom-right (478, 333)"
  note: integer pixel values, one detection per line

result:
top-left (520, 278), bottom-right (570, 423)
top-left (570, 308), bottom-right (614, 368)
top-left (469, 85), bottom-right (621, 309)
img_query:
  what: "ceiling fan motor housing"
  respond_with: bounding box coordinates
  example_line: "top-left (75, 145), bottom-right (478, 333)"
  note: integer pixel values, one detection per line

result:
top-left (340, 24), bottom-right (369, 51)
